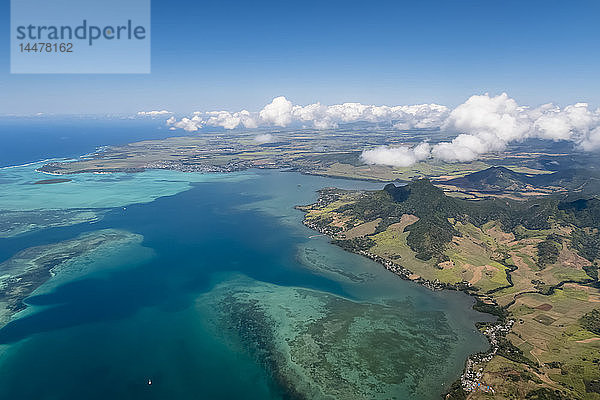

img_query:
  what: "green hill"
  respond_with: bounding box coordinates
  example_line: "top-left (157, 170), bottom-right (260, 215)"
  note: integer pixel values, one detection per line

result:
top-left (445, 166), bottom-right (534, 192)
top-left (446, 166), bottom-right (600, 197)
top-left (343, 178), bottom-right (599, 262)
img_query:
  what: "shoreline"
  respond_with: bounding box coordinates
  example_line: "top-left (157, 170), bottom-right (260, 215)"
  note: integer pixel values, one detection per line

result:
top-left (10, 155), bottom-right (500, 397)
top-left (4, 157), bottom-right (588, 397)
top-left (0, 158), bottom-right (61, 170)
top-left (37, 161), bottom-right (412, 186)
top-left (295, 201), bottom-right (514, 398)
top-left (295, 188), bottom-right (600, 398)
top-left (32, 143), bottom-right (410, 184)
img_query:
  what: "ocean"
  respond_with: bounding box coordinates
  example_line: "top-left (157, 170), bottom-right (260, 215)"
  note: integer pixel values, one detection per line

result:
top-left (0, 117), bottom-right (180, 167)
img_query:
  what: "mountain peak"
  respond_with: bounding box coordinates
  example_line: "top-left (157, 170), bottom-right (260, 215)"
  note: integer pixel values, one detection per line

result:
top-left (446, 166), bottom-right (530, 192)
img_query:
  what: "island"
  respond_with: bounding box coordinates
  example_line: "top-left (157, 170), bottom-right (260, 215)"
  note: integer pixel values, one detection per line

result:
top-left (35, 130), bottom-right (599, 190)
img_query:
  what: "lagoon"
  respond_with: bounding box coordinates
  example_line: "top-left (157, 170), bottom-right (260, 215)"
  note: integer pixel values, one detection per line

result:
top-left (0, 167), bottom-right (491, 399)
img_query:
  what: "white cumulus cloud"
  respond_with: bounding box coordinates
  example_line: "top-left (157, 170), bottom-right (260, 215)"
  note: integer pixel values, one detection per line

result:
top-left (431, 93), bottom-right (530, 162)
top-left (580, 127), bottom-right (600, 151)
top-left (259, 96), bottom-right (294, 127)
top-left (254, 133), bottom-right (275, 144)
top-left (167, 117), bottom-right (199, 132)
top-left (361, 142), bottom-right (431, 167)
top-left (137, 110), bottom-right (172, 117)
top-left (203, 110), bottom-right (258, 130)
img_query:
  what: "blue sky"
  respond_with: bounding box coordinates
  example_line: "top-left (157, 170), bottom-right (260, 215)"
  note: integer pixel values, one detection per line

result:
top-left (1, 0), bottom-right (600, 114)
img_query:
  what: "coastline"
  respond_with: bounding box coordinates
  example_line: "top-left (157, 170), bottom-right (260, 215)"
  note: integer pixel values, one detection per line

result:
top-left (294, 186), bottom-right (600, 398)
top-left (5, 153), bottom-right (591, 397)
top-left (32, 143), bottom-right (409, 184)
top-left (0, 158), bottom-right (64, 170)
top-left (294, 195), bottom-right (514, 398)
top-left (27, 151), bottom-right (501, 397)
top-left (36, 158), bottom-right (413, 189)
top-left (0, 165), bottom-right (489, 399)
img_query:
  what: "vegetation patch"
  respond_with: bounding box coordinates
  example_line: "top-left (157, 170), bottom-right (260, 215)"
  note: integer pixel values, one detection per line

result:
top-left (525, 387), bottom-right (569, 399)
top-left (537, 235), bottom-right (562, 269)
top-left (580, 309), bottom-right (600, 335)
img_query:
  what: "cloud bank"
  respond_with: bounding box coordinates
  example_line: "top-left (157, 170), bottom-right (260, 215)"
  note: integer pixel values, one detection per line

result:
top-left (430, 94), bottom-right (600, 162)
top-left (372, 94), bottom-right (600, 166)
top-left (164, 93), bottom-right (600, 165)
top-left (166, 96), bottom-right (449, 132)
top-left (137, 110), bottom-right (172, 117)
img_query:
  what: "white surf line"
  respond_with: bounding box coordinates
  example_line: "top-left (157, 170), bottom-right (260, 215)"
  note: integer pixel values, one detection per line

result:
top-left (0, 157), bottom-right (82, 171)
top-left (0, 159), bottom-right (56, 170)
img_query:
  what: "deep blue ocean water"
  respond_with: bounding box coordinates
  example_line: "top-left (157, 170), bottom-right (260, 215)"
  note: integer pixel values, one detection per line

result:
top-left (0, 117), bottom-right (180, 167)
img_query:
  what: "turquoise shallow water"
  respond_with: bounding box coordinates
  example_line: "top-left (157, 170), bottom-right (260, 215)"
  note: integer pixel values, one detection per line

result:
top-left (0, 167), bottom-right (492, 399)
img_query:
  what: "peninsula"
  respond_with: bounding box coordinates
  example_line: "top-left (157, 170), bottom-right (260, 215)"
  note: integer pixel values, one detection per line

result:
top-left (297, 176), bottom-right (600, 399)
